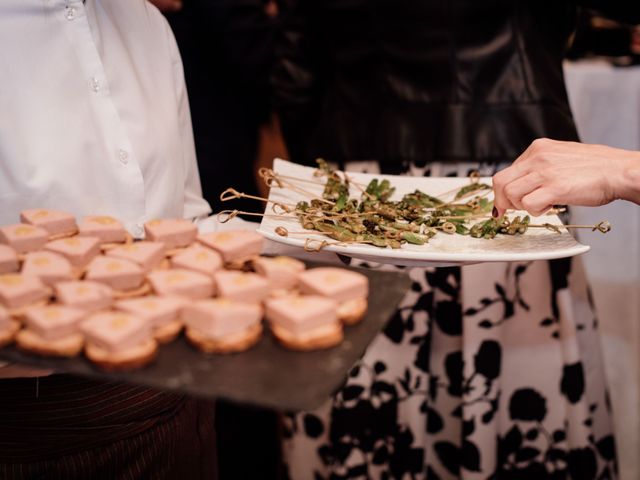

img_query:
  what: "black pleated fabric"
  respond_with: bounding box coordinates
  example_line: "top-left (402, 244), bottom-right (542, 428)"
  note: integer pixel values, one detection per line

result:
top-left (0, 374), bottom-right (216, 479)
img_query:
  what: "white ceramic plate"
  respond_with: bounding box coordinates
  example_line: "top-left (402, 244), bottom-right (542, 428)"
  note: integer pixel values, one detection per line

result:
top-left (256, 159), bottom-right (590, 267)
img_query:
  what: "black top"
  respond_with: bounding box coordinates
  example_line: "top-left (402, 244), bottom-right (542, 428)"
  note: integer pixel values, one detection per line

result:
top-left (271, 0), bottom-right (640, 166)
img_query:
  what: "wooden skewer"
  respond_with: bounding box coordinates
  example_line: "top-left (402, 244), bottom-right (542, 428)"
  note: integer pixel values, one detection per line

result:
top-left (259, 169), bottom-right (334, 205)
top-left (260, 167), bottom-right (367, 190)
top-left (275, 226), bottom-right (317, 237)
top-left (430, 171), bottom-right (483, 200)
top-left (304, 238), bottom-right (337, 252)
top-left (270, 227), bottom-right (349, 252)
top-left (312, 166), bottom-right (369, 188)
top-left (342, 171), bottom-right (377, 200)
top-left (438, 187), bottom-right (492, 208)
top-left (216, 210), bottom-right (295, 223)
top-left (528, 221), bottom-right (611, 233)
top-left (259, 168), bottom-right (328, 187)
top-left (219, 188), bottom-right (298, 211)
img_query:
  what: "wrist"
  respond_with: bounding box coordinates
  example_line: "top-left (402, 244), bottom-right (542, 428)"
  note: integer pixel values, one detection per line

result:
top-left (616, 149), bottom-right (640, 204)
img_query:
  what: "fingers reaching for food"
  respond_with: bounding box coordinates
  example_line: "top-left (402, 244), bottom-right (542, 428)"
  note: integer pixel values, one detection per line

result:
top-left (492, 138), bottom-right (640, 216)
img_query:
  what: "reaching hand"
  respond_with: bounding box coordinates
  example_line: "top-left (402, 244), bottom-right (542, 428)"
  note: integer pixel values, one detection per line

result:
top-left (492, 138), bottom-right (640, 216)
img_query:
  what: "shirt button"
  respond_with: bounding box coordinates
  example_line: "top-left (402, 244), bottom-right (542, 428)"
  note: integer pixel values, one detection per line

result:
top-left (134, 224), bottom-right (144, 237)
top-left (65, 7), bottom-right (77, 21)
top-left (117, 149), bottom-right (129, 165)
top-left (89, 77), bottom-right (100, 93)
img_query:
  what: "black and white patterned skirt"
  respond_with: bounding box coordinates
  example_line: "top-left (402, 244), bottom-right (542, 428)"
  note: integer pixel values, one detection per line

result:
top-left (283, 161), bottom-right (616, 480)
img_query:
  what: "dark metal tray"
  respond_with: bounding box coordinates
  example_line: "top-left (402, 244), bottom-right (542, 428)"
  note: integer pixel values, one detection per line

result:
top-left (0, 265), bottom-right (409, 411)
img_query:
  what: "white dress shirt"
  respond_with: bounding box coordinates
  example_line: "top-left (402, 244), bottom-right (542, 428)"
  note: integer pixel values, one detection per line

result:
top-left (0, 0), bottom-right (211, 236)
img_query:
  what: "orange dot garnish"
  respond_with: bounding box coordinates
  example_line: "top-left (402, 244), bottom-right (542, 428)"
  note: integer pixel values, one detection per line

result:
top-left (90, 216), bottom-right (117, 225)
top-left (44, 309), bottom-right (61, 320)
top-left (166, 273), bottom-right (186, 284)
top-left (214, 233), bottom-right (232, 243)
top-left (195, 251), bottom-right (210, 261)
top-left (232, 275), bottom-right (250, 285)
top-left (142, 301), bottom-right (157, 310)
top-left (14, 226), bottom-right (34, 236)
top-left (0, 274), bottom-right (23, 286)
top-left (33, 256), bottom-right (51, 266)
top-left (106, 261), bottom-right (122, 272)
top-left (288, 297), bottom-right (306, 306)
top-left (323, 274), bottom-right (341, 284)
top-left (274, 256), bottom-right (295, 265)
top-left (110, 315), bottom-right (129, 329)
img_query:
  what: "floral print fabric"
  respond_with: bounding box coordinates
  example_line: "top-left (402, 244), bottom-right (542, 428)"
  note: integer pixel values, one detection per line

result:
top-left (282, 161), bottom-right (616, 480)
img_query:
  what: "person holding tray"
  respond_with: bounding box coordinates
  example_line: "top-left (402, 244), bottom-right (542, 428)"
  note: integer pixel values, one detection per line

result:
top-left (271, 1), bottom-right (639, 478)
top-left (0, 1), bottom-right (215, 478)
top-left (493, 138), bottom-right (640, 215)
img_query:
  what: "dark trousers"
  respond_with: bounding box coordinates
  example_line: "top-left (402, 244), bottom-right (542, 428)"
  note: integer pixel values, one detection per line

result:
top-left (0, 375), bottom-right (217, 480)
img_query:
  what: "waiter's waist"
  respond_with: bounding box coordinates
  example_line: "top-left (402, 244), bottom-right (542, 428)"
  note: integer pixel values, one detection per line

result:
top-left (0, 374), bottom-right (186, 461)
